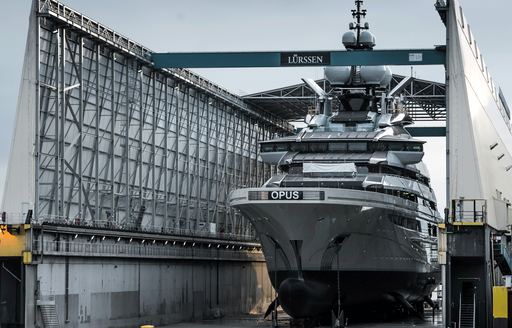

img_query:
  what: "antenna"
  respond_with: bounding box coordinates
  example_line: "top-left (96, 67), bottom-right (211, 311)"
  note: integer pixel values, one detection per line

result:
top-left (351, 0), bottom-right (368, 44)
top-left (344, 0), bottom-right (374, 50)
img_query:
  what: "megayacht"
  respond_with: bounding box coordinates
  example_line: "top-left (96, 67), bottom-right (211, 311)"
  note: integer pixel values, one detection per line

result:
top-left (229, 1), bottom-right (441, 324)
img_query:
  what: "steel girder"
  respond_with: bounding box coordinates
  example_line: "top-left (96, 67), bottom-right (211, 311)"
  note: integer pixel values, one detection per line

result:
top-left (34, 1), bottom-right (281, 238)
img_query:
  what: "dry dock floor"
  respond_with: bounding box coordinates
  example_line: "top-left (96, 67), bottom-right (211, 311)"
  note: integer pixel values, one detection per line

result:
top-left (162, 312), bottom-right (442, 328)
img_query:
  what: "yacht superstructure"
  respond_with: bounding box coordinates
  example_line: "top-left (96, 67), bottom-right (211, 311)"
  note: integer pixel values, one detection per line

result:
top-left (229, 0), bottom-right (441, 322)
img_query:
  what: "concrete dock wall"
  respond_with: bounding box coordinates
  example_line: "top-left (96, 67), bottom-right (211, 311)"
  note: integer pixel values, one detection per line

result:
top-left (27, 257), bottom-right (273, 327)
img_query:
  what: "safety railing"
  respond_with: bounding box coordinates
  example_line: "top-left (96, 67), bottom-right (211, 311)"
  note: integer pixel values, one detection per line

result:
top-left (33, 239), bottom-right (265, 261)
top-left (31, 216), bottom-right (257, 242)
top-left (451, 198), bottom-right (487, 223)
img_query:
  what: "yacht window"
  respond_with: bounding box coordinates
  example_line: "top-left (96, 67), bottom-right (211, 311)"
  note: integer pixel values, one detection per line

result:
top-left (357, 166), bottom-right (369, 174)
top-left (261, 144), bottom-right (274, 152)
top-left (405, 143), bottom-right (423, 152)
top-left (290, 143), bottom-right (308, 152)
top-left (348, 142), bottom-right (368, 152)
top-left (309, 143), bottom-right (328, 152)
top-left (388, 142), bottom-right (403, 151)
top-left (329, 142), bottom-right (348, 152)
top-left (275, 143), bottom-right (289, 151)
top-left (371, 142), bottom-right (388, 152)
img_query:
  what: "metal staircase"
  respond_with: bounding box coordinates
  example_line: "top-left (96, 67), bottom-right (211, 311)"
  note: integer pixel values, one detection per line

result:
top-left (493, 236), bottom-right (512, 275)
top-left (458, 288), bottom-right (476, 328)
top-left (37, 299), bottom-right (60, 328)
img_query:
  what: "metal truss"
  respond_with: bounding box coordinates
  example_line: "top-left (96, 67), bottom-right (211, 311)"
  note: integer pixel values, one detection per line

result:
top-left (243, 75), bottom-right (446, 122)
top-left (33, 0), bottom-right (282, 238)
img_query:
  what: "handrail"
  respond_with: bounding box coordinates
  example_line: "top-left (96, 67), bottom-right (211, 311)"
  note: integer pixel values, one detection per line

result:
top-left (458, 292), bottom-right (462, 328)
top-left (451, 198), bottom-right (487, 223)
top-left (33, 239), bottom-right (264, 261)
top-left (472, 292), bottom-right (476, 328)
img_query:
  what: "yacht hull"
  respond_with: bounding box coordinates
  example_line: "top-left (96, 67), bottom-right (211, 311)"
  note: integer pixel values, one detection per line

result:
top-left (230, 188), bottom-right (440, 318)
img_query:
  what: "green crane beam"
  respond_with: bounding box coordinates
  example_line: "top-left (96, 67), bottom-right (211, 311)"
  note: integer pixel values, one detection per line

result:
top-left (152, 48), bottom-right (446, 69)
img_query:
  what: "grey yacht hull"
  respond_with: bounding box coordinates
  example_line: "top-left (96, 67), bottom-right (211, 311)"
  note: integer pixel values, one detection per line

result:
top-left (230, 188), bottom-right (440, 318)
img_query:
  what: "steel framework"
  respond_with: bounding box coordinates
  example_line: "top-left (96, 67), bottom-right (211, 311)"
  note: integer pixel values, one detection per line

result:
top-left (2, 0), bottom-right (291, 239)
top-left (243, 75), bottom-right (446, 122)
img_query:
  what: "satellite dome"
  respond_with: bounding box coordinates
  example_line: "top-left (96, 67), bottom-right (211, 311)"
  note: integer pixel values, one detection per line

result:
top-left (342, 31), bottom-right (357, 48)
top-left (360, 66), bottom-right (392, 87)
top-left (324, 66), bottom-right (352, 86)
top-left (359, 31), bottom-right (376, 48)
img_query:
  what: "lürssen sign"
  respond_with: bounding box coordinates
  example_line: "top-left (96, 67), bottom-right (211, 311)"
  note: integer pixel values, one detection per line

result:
top-left (281, 52), bottom-right (331, 66)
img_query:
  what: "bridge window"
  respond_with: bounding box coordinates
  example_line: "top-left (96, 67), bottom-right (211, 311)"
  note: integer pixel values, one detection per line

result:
top-left (260, 141), bottom-right (423, 153)
top-left (308, 143), bottom-right (328, 152)
top-left (329, 143), bottom-right (348, 152)
top-left (348, 142), bottom-right (368, 152)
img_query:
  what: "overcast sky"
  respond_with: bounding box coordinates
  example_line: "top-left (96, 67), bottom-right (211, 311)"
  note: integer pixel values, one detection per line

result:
top-left (0, 0), bottom-right (510, 210)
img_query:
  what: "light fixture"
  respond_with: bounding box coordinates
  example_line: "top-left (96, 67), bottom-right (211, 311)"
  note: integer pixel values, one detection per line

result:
top-left (164, 241), bottom-right (168, 245)
top-left (74, 234), bottom-right (78, 239)
top-left (102, 236), bottom-right (106, 241)
top-left (173, 241), bottom-right (176, 245)
top-left (90, 235), bottom-right (95, 241)
top-left (117, 237), bottom-right (121, 242)
top-left (239, 246), bottom-right (242, 250)
top-left (226, 245), bottom-right (229, 249)
top-left (152, 240), bottom-right (156, 244)
top-left (141, 239), bottom-right (145, 244)
top-left (192, 242), bottom-right (196, 247)
top-left (129, 238), bottom-right (133, 243)
top-left (490, 142), bottom-right (499, 150)
top-left (498, 154), bottom-right (505, 160)
top-left (217, 244), bottom-right (220, 248)
top-left (506, 165), bottom-right (512, 172)
top-left (183, 241), bottom-right (186, 246)
top-left (208, 243), bottom-right (211, 248)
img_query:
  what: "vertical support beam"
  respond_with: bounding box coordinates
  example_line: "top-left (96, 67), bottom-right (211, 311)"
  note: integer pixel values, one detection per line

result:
top-left (214, 100), bottom-right (220, 233)
top-left (59, 28), bottom-right (66, 219)
top-left (78, 36), bottom-right (84, 220)
top-left (138, 68), bottom-right (143, 219)
top-left (151, 72), bottom-right (157, 228)
top-left (222, 104), bottom-right (229, 233)
top-left (255, 123), bottom-right (260, 187)
top-left (196, 94), bottom-right (201, 227)
top-left (92, 44), bottom-right (101, 221)
top-left (34, 7), bottom-right (41, 221)
top-left (175, 84), bottom-right (181, 228)
top-left (186, 87), bottom-right (191, 230)
top-left (110, 51), bottom-right (116, 223)
top-left (94, 44), bottom-right (100, 222)
top-left (163, 78), bottom-right (169, 228)
top-left (248, 118), bottom-right (253, 188)
top-left (206, 97), bottom-right (211, 227)
top-left (125, 61), bottom-right (131, 223)
top-left (443, 3), bottom-right (452, 326)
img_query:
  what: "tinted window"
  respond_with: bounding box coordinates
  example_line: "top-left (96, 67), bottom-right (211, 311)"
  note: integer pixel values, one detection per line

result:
top-left (348, 142), bottom-right (368, 152)
top-left (329, 142), bottom-right (348, 152)
top-left (405, 143), bottom-right (423, 151)
top-left (290, 143), bottom-right (308, 152)
top-left (261, 144), bottom-right (274, 152)
top-left (388, 142), bottom-right (403, 151)
top-left (275, 143), bottom-right (288, 151)
top-left (309, 143), bottom-right (328, 152)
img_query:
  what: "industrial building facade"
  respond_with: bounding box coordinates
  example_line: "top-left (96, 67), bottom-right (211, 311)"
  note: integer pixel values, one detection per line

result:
top-left (3, 0), bottom-right (290, 238)
top-left (0, 1), bottom-right (291, 326)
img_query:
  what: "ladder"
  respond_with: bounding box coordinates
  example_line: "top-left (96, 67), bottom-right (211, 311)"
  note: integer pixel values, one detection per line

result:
top-left (37, 299), bottom-right (60, 328)
top-left (458, 290), bottom-right (476, 328)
